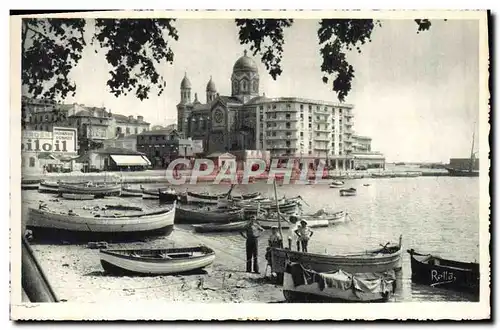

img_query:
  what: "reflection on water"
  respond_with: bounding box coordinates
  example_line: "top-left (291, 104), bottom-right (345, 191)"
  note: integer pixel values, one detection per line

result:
top-left (141, 176), bottom-right (480, 302)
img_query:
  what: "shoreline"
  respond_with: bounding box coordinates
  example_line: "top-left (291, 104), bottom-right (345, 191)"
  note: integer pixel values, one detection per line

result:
top-left (21, 168), bottom-right (451, 185)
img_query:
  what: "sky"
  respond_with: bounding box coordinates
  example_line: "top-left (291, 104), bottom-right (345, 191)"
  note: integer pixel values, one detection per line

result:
top-left (43, 18), bottom-right (480, 163)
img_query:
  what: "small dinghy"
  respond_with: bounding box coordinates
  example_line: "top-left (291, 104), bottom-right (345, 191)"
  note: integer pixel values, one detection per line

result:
top-left (329, 180), bottom-right (345, 188)
top-left (363, 184), bottom-right (371, 187)
top-left (407, 249), bottom-right (479, 295)
top-left (339, 188), bottom-right (357, 197)
top-left (61, 193), bottom-right (95, 200)
top-left (192, 221), bottom-right (249, 233)
top-left (100, 246), bottom-right (216, 275)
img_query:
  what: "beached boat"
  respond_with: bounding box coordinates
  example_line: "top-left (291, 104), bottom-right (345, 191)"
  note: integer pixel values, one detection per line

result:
top-left (259, 218), bottom-right (329, 229)
top-left (27, 202), bottom-right (176, 241)
top-left (270, 235), bottom-right (403, 275)
top-left (241, 197), bottom-right (303, 215)
top-left (192, 221), bottom-right (249, 233)
top-left (100, 246), bottom-right (215, 275)
top-left (186, 191), bottom-right (261, 204)
top-left (175, 206), bottom-right (244, 224)
top-left (283, 262), bottom-right (396, 302)
top-left (363, 184), bottom-right (371, 187)
top-left (121, 185), bottom-right (143, 197)
top-left (59, 182), bottom-right (121, 197)
top-left (22, 179), bottom-right (41, 190)
top-left (329, 180), bottom-right (345, 188)
top-left (142, 189), bottom-right (160, 200)
top-left (339, 188), bottom-right (357, 197)
top-left (159, 188), bottom-right (179, 203)
top-left (407, 249), bottom-right (479, 295)
top-left (38, 180), bottom-right (60, 193)
top-left (61, 193), bottom-right (95, 200)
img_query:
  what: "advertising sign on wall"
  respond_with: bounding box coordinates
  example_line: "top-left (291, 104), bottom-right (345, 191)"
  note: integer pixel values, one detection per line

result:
top-left (21, 127), bottom-right (78, 153)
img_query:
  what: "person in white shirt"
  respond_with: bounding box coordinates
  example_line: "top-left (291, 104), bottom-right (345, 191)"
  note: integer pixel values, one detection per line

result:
top-left (287, 215), bottom-right (301, 251)
top-left (295, 220), bottom-right (314, 252)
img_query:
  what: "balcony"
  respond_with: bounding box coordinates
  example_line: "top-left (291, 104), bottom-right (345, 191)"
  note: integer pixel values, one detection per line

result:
top-left (266, 126), bottom-right (298, 131)
top-left (315, 127), bottom-right (331, 133)
top-left (344, 111), bottom-right (354, 118)
top-left (266, 135), bottom-right (298, 140)
top-left (266, 117), bottom-right (298, 122)
top-left (345, 121), bottom-right (353, 127)
top-left (314, 136), bottom-right (330, 142)
top-left (314, 146), bottom-right (330, 151)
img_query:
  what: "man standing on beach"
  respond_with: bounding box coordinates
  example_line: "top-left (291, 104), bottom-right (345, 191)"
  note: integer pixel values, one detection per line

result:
top-left (240, 216), bottom-right (265, 273)
top-left (287, 215), bottom-right (301, 251)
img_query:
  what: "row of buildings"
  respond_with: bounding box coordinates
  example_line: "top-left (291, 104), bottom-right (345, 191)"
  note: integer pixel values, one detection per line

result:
top-left (21, 51), bottom-right (385, 173)
top-left (176, 50), bottom-right (385, 170)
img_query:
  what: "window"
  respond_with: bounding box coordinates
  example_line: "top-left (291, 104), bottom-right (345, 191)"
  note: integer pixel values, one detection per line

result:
top-left (272, 132), bottom-right (276, 137)
top-left (300, 104), bottom-right (304, 110)
top-left (29, 157), bottom-right (35, 167)
top-left (317, 125), bottom-right (320, 130)
top-left (300, 114), bottom-right (304, 119)
top-left (267, 123), bottom-right (272, 128)
top-left (286, 123), bottom-right (291, 129)
top-left (316, 133), bottom-right (320, 137)
top-left (126, 127), bottom-right (130, 134)
top-left (286, 141), bottom-right (291, 147)
top-left (272, 105), bottom-right (276, 110)
top-left (308, 123), bottom-right (312, 128)
top-left (259, 106), bottom-right (264, 110)
top-left (309, 105), bottom-right (312, 110)
top-left (285, 114), bottom-right (290, 119)
top-left (135, 127), bottom-right (138, 134)
top-left (300, 132), bottom-right (304, 137)
top-left (308, 150), bottom-right (312, 155)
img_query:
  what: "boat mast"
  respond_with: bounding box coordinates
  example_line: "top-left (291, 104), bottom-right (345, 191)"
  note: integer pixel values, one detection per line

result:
top-left (469, 130), bottom-right (475, 172)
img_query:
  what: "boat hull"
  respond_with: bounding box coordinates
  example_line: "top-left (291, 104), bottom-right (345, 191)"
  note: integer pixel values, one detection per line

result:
top-left (61, 193), bottom-right (95, 200)
top-left (142, 190), bottom-right (159, 199)
top-left (27, 204), bottom-right (176, 242)
top-left (38, 182), bottom-right (60, 193)
top-left (175, 206), bottom-right (243, 224)
top-left (270, 241), bottom-right (402, 275)
top-left (340, 190), bottom-right (356, 197)
top-left (445, 168), bottom-right (480, 177)
top-left (159, 191), bottom-right (179, 203)
top-left (99, 247), bottom-right (215, 275)
top-left (283, 265), bottom-right (395, 303)
top-left (193, 221), bottom-right (249, 233)
top-left (259, 219), bottom-right (329, 229)
top-left (59, 183), bottom-right (122, 197)
top-left (407, 250), bottom-right (479, 295)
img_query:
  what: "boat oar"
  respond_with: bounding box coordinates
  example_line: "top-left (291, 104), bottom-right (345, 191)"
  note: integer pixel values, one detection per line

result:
top-left (298, 195), bottom-right (310, 207)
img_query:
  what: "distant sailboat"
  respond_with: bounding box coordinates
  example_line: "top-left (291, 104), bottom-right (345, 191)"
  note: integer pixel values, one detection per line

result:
top-left (446, 130), bottom-right (479, 177)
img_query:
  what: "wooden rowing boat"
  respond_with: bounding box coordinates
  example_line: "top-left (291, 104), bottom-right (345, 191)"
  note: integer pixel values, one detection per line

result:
top-left (329, 180), bottom-right (345, 188)
top-left (186, 191), bottom-right (261, 204)
top-left (270, 235), bottom-right (403, 275)
top-left (100, 246), bottom-right (216, 275)
top-left (192, 221), bottom-right (249, 233)
top-left (59, 182), bottom-right (121, 197)
top-left (283, 262), bottom-right (396, 303)
top-left (340, 188), bottom-right (357, 197)
top-left (142, 189), bottom-right (159, 199)
top-left (38, 180), bottom-right (60, 193)
top-left (407, 249), bottom-right (479, 295)
top-left (159, 188), bottom-right (179, 203)
top-left (27, 202), bottom-right (176, 242)
top-left (121, 185), bottom-right (143, 197)
top-left (22, 179), bottom-right (41, 190)
top-left (175, 206), bottom-right (243, 224)
top-left (22, 235), bottom-right (58, 302)
top-left (61, 193), bottom-right (95, 200)
top-left (259, 218), bottom-right (329, 229)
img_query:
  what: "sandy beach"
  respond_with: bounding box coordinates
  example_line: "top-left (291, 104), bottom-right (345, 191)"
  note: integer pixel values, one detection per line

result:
top-left (21, 190), bottom-right (285, 303)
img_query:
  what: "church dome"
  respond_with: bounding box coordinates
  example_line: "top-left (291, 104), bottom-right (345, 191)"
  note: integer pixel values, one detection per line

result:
top-left (233, 50), bottom-right (258, 73)
top-left (180, 73), bottom-right (191, 89)
top-left (206, 76), bottom-right (217, 92)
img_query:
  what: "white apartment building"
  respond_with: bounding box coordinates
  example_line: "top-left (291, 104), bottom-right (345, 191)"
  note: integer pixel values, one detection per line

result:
top-left (254, 98), bottom-right (356, 169)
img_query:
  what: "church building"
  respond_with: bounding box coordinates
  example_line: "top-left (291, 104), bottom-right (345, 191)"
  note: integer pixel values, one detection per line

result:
top-left (177, 51), bottom-right (384, 170)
